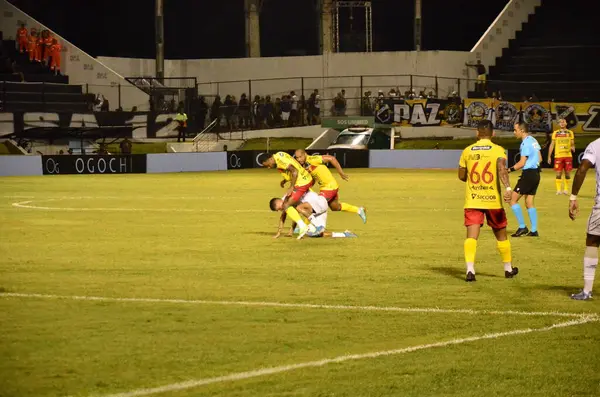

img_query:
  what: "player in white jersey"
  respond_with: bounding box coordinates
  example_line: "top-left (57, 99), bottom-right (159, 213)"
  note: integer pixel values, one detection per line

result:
top-left (568, 138), bottom-right (600, 300)
top-left (269, 190), bottom-right (357, 238)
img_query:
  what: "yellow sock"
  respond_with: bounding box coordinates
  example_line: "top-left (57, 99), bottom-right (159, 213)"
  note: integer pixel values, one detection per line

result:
top-left (341, 202), bottom-right (359, 213)
top-left (285, 207), bottom-right (305, 226)
top-left (497, 239), bottom-right (512, 263)
top-left (464, 238), bottom-right (477, 264)
top-left (564, 176), bottom-right (571, 191)
top-left (555, 178), bottom-right (562, 192)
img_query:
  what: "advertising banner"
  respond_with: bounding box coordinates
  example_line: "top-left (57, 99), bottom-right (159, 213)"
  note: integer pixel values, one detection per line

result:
top-left (374, 98), bottom-right (462, 126)
top-left (321, 116), bottom-right (374, 129)
top-left (226, 149), bottom-right (369, 170)
top-left (41, 155), bottom-right (146, 175)
top-left (551, 102), bottom-right (600, 134)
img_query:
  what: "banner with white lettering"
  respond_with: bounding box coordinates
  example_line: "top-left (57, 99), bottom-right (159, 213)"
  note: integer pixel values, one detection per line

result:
top-left (0, 111), bottom-right (180, 139)
top-left (374, 99), bottom-right (462, 126)
top-left (41, 155), bottom-right (147, 175)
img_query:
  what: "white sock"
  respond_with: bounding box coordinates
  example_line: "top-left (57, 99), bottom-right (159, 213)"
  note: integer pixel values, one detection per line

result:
top-left (296, 220), bottom-right (307, 229)
top-left (332, 232), bottom-right (345, 238)
top-left (583, 246), bottom-right (598, 294)
top-left (504, 263), bottom-right (512, 272)
top-left (466, 262), bottom-right (475, 274)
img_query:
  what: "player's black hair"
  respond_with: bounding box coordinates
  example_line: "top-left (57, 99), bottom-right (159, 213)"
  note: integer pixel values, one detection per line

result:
top-left (269, 198), bottom-right (279, 211)
top-left (477, 120), bottom-right (493, 136)
top-left (257, 153), bottom-right (272, 165)
top-left (515, 121), bottom-right (529, 133)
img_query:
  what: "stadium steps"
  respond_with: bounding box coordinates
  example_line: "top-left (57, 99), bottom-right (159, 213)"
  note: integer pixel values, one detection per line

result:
top-left (480, 0), bottom-right (600, 102)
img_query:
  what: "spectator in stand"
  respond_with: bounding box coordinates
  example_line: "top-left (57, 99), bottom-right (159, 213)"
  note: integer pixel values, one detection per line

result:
top-left (306, 92), bottom-right (315, 125)
top-left (49, 38), bottom-right (62, 75)
top-left (231, 95), bottom-right (239, 130)
top-left (274, 97), bottom-right (282, 127)
top-left (361, 91), bottom-right (373, 116)
top-left (223, 95), bottom-right (234, 131)
top-left (194, 96), bottom-right (208, 130)
top-left (466, 60), bottom-right (486, 94)
top-left (263, 96), bottom-right (274, 128)
top-left (280, 95), bottom-right (291, 126)
top-left (299, 95), bottom-right (306, 126)
top-left (238, 93), bottom-right (251, 129)
top-left (290, 91), bottom-right (298, 126)
top-left (210, 95), bottom-right (222, 129)
top-left (17, 24), bottom-right (28, 54)
top-left (252, 95), bottom-right (261, 128)
top-left (333, 92), bottom-right (345, 116)
top-left (313, 89), bottom-right (321, 124)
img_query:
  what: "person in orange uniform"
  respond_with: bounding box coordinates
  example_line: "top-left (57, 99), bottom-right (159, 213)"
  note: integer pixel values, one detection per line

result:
top-left (43, 30), bottom-right (53, 65)
top-left (49, 38), bottom-right (62, 74)
top-left (28, 29), bottom-right (40, 62)
top-left (17, 24), bottom-right (28, 53)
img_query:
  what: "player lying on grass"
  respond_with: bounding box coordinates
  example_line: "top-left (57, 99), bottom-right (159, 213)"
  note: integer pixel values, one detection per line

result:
top-left (294, 149), bottom-right (367, 223)
top-left (259, 151), bottom-right (315, 238)
top-left (269, 190), bottom-right (357, 239)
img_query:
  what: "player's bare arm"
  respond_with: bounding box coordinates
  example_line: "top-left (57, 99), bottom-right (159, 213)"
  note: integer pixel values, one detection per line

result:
top-left (569, 159), bottom-right (593, 220)
top-left (274, 212), bottom-right (287, 238)
top-left (547, 140), bottom-right (555, 164)
top-left (322, 155), bottom-right (349, 181)
top-left (283, 165), bottom-right (299, 206)
top-left (497, 157), bottom-right (511, 202)
top-left (458, 166), bottom-right (468, 182)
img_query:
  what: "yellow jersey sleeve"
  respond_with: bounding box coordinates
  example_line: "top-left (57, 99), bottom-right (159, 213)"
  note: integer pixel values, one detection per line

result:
top-left (274, 151), bottom-right (293, 170)
top-left (307, 155), bottom-right (325, 166)
top-left (551, 131), bottom-right (557, 141)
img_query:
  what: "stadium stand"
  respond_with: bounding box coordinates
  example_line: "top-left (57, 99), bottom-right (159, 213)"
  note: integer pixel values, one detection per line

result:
top-left (482, 0), bottom-right (600, 102)
top-left (1, 30), bottom-right (94, 112)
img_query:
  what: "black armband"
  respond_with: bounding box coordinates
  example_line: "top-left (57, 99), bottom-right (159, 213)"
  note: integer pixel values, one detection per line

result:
top-left (509, 166), bottom-right (515, 173)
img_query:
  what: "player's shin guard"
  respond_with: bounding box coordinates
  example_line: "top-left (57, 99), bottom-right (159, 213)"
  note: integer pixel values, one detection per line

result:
top-left (511, 204), bottom-right (526, 229)
top-left (464, 238), bottom-right (477, 274)
top-left (527, 207), bottom-right (538, 232)
top-left (555, 177), bottom-right (562, 193)
top-left (341, 203), bottom-right (359, 213)
top-left (497, 239), bottom-right (512, 271)
top-left (285, 207), bottom-right (306, 228)
top-left (583, 246), bottom-right (598, 294)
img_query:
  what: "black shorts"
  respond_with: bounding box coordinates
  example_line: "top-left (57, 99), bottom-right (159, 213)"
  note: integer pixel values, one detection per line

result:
top-left (515, 169), bottom-right (541, 196)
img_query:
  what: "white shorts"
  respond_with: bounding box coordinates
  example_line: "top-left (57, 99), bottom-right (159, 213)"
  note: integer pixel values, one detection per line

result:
top-left (301, 191), bottom-right (329, 230)
top-left (587, 207), bottom-right (600, 236)
top-left (281, 111), bottom-right (290, 121)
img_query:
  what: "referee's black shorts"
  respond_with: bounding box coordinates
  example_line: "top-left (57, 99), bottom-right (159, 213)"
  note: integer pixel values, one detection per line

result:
top-left (515, 169), bottom-right (541, 195)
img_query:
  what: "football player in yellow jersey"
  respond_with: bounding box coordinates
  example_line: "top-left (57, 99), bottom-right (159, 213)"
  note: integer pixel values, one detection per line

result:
top-left (259, 151), bottom-right (316, 239)
top-left (458, 120), bottom-right (518, 282)
top-left (547, 118), bottom-right (575, 195)
top-left (294, 149), bottom-right (367, 223)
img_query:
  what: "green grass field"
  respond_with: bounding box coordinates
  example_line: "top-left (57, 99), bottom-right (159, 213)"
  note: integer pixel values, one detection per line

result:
top-left (1, 169), bottom-right (599, 397)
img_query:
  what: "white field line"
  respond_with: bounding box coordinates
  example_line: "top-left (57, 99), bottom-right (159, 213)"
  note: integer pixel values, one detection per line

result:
top-left (95, 316), bottom-right (596, 397)
top-left (1, 292), bottom-right (592, 319)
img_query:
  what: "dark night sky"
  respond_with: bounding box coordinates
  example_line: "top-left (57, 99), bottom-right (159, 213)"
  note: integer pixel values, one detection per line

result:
top-left (8, 0), bottom-right (508, 59)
